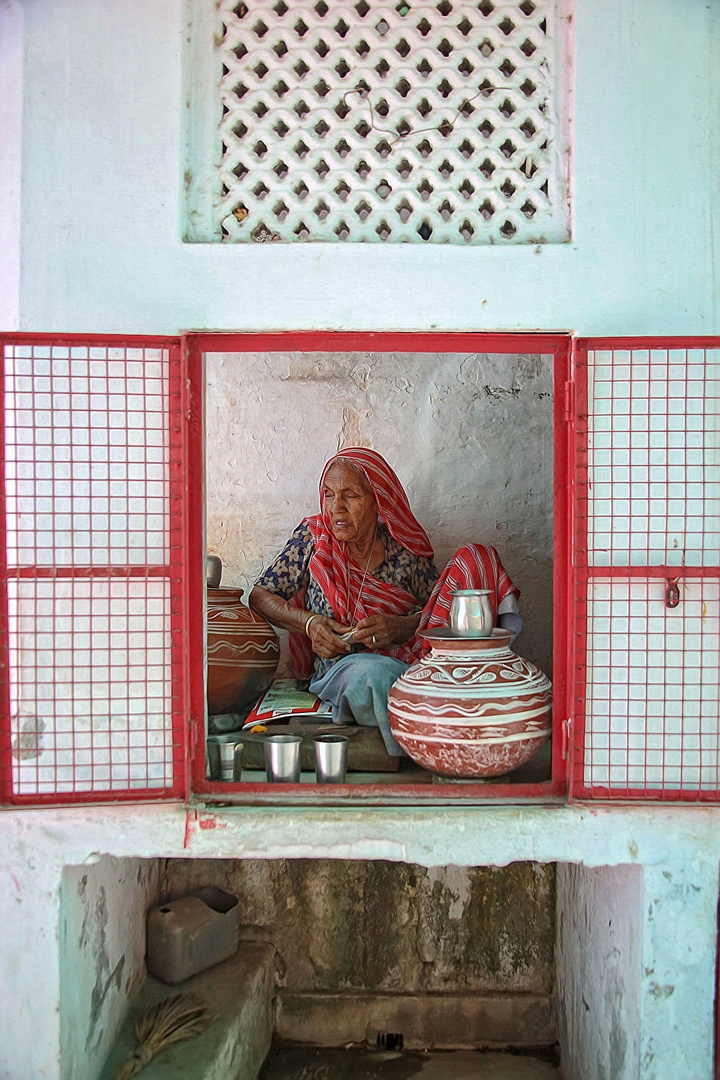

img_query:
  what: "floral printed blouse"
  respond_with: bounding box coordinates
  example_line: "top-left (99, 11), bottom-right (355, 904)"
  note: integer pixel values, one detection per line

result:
top-left (255, 522), bottom-right (439, 678)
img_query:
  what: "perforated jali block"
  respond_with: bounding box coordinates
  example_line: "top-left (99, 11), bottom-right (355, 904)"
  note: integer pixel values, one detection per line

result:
top-left (215, 0), bottom-right (570, 243)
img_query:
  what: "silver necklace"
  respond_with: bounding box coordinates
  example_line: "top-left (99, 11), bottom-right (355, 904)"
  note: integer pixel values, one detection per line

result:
top-left (349, 526), bottom-right (377, 626)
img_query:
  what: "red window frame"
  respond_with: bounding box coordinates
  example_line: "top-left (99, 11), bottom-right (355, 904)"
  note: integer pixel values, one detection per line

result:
top-left (2, 329), bottom-right (717, 808)
top-left (0, 333), bottom-right (189, 806)
top-left (186, 331), bottom-right (572, 804)
top-left (569, 336), bottom-right (720, 804)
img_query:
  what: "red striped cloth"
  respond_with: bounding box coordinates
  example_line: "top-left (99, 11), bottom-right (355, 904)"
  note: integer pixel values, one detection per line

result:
top-left (287, 449), bottom-right (519, 676)
top-left (401, 542), bottom-right (520, 661)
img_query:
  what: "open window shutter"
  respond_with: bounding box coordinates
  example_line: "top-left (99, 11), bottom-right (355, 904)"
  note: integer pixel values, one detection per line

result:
top-left (0, 336), bottom-right (188, 804)
top-left (570, 338), bottom-right (720, 801)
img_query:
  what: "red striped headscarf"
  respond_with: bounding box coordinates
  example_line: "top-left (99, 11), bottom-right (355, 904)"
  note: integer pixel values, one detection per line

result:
top-left (288, 448), bottom-right (434, 676)
top-left (289, 449), bottom-right (520, 675)
top-left (308, 447), bottom-right (434, 625)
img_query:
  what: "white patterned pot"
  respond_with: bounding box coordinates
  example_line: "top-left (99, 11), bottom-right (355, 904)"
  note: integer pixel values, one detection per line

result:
top-left (388, 629), bottom-right (552, 779)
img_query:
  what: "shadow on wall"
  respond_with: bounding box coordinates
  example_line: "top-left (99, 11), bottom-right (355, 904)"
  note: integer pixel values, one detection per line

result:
top-left (158, 858), bottom-right (557, 995)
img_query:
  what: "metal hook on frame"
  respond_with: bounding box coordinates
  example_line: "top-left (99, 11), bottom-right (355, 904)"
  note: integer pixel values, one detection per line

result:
top-left (665, 578), bottom-right (680, 609)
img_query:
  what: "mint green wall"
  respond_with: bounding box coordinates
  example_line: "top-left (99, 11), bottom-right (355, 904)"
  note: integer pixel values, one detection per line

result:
top-left (1, 805), bottom-right (718, 1080)
top-left (2, 2), bottom-right (720, 1078)
top-left (6, 0), bottom-right (720, 334)
top-left (60, 858), bottom-right (162, 1080)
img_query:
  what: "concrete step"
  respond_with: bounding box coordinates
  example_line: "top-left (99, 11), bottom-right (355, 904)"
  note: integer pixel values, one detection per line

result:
top-left (259, 1047), bottom-right (562, 1079)
top-left (99, 942), bottom-right (275, 1080)
top-left (276, 991), bottom-right (555, 1049)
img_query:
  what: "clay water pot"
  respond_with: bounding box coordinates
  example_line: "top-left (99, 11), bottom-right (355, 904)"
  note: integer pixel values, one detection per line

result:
top-left (206, 587), bottom-right (280, 716)
top-left (388, 628), bottom-right (552, 779)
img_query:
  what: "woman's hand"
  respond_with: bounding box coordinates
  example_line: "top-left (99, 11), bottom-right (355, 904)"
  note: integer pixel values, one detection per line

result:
top-left (307, 615), bottom-right (354, 660)
top-left (352, 612), bottom-right (421, 649)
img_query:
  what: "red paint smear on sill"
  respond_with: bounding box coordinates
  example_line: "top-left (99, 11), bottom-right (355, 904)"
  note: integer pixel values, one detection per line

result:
top-left (183, 809), bottom-right (230, 847)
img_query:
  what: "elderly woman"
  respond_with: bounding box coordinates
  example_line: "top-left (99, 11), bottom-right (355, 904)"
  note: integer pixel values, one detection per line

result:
top-left (249, 448), bottom-right (521, 756)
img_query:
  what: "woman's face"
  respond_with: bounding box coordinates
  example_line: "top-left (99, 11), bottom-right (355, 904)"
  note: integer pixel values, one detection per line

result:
top-left (322, 462), bottom-right (378, 545)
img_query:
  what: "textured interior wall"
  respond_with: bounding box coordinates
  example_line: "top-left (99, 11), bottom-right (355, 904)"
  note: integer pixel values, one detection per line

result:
top-left (206, 350), bottom-right (554, 674)
top-left (160, 858), bottom-right (556, 995)
top-left (59, 857), bottom-right (162, 1080)
top-left (555, 863), bottom-right (643, 1080)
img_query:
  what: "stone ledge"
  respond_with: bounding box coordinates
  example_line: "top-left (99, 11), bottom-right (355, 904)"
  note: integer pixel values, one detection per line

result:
top-left (275, 991), bottom-right (555, 1050)
top-left (99, 942), bottom-right (276, 1080)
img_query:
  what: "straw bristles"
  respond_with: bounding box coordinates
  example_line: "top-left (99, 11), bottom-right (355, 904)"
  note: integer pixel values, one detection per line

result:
top-left (111, 993), bottom-right (211, 1080)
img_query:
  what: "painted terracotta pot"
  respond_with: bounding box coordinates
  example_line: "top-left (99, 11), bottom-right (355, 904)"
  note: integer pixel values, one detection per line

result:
top-left (388, 628), bottom-right (552, 779)
top-left (207, 588), bottom-right (280, 716)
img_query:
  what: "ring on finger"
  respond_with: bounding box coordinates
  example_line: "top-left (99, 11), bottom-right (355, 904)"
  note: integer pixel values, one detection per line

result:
top-left (371, 634), bottom-right (377, 644)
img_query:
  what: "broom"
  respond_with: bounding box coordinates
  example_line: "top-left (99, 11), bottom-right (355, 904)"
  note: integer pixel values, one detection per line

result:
top-left (111, 992), bottom-right (211, 1080)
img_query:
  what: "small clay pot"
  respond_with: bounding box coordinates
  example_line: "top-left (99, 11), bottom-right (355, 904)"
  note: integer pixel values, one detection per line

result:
top-left (207, 588), bottom-right (280, 716)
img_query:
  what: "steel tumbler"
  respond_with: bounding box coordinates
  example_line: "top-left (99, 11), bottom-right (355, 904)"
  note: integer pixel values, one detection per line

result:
top-left (264, 734), bottom-right (303, 783)
top-left (206, 734), bottom-right (241, 782)
top-left (314, 734), bottom-right (349, 783)
top-left (449, 589), bottom-right (493, 637)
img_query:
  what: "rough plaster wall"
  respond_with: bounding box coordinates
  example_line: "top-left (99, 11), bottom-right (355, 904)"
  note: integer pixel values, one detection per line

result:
top-left (555, 863), bottom-right (642, 1080)
top-left (3, 805), bottom-right (720, 1080)
top-left (638, 862), bottom-right (718, 1080)
top-left (206, 351), bottom-right (553, 674)
top-left (59, 857), bottom-right (162, 1080)
top-left (160, 859), bottom-right (555, 995)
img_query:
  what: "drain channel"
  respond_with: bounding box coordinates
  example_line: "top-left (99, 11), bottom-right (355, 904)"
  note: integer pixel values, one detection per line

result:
top-left (376, 1032), bottom-right (404, 1051)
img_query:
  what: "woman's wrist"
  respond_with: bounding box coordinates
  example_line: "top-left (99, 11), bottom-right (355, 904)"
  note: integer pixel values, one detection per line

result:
top-left (395, 612), bottom-right (421, 643)
top-left (304, 613), bottom-right (319, 637)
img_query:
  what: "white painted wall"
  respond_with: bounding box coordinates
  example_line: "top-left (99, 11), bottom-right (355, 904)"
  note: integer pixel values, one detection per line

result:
top-left (2, 2), bottom-right (720, 1078)
top-left (638, 862), bottom-right (719, 1080)
top-left (60, 857), bottom-right (162, 1080)
top-left (0, 0), bottom-right (22, 332)
top-left (206, 349), bottom-right (554, 673)
top-left (4, 0), bottom-right (719, 335)
top-left (556, 863), bottom-right (643, 1080)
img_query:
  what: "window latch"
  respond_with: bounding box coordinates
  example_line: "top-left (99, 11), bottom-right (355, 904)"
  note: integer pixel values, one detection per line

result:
top-left (665, 578), bottom-right (680, 609)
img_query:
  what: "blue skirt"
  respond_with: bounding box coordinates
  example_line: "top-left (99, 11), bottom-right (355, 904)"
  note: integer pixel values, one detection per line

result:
top-left (309, 653), bottom-right (409, 756)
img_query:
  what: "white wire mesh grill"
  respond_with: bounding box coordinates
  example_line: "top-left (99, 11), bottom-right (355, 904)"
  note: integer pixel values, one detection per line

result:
top-left (587, 349), bottom-right (720, 568)
top-left (215, 0), bottom-right (569, 243)
top-left (576, 345), bottom-right (720, 798)
top-left (4, 347), bottom-right (170, 567)
top-left (2, 344), bottom-right (184, 799)
top-left (9, 579), bottom-right (173, 794)
top-left (584, 578), bottom-right (720, 791)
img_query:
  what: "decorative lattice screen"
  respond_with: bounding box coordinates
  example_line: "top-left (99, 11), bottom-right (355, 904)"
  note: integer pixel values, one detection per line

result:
top-left (190, 0), bottom-right (570, 243)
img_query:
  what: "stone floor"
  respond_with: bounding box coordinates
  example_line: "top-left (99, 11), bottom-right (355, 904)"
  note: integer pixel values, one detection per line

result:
top-left (259, 1048), bottom-right (562, 1080)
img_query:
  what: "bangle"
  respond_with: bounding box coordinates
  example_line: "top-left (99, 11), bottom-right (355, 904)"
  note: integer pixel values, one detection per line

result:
top-left (304, 614), bottom-right (319, 637)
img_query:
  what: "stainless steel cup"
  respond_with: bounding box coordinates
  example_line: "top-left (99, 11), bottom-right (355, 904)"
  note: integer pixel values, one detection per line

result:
top-left (449, 589), bottom-right (493, 637)
top-left (207, 734), bottom-right (241, 781)
top-left (265, 734), bottom-right (303, 783)
top-left (233, 742), bottom-right (243, 782)
top-left (314, 734), bottom-right (349, 784)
